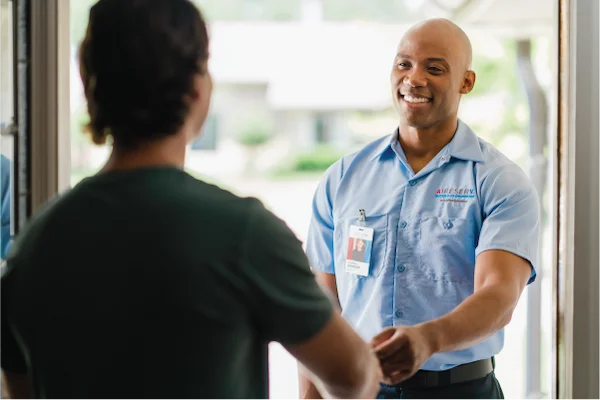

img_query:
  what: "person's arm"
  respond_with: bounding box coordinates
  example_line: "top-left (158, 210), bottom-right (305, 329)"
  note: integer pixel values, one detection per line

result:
top-left (372, 165), bottom-right (540, 384)
top-left (2, 371), bottom-right (31, 399)
top-left (300, 161), bottom-right (350, 398)
top-left (289, 312), bottom-right (381, 399)
top-left (241, 199), bottom-right (381, 399)
top-left (372, 250), bottom-right (531, 383)
top-left (423, 250), bottom-right (530, 350)
top-left (314, 271), bottom-right (339, 308)
top-left (298, 271), bottom-right (340, 398)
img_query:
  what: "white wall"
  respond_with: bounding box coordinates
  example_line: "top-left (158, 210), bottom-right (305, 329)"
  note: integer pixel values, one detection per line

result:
top-left (210, 83), bottom-right (272, 144)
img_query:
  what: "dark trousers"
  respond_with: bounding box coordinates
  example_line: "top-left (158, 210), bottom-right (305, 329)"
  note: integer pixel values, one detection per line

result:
top-left (377, 373), bottom-right (504, 399)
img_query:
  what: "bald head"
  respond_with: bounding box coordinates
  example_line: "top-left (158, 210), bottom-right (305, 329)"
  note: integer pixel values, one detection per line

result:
top-left (390, 18), bottom-right (476, 131)
top-left (400, 18), bottom-right (472, 71)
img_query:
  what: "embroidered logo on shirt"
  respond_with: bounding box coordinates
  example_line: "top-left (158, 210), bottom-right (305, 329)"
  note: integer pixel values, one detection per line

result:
top-left (435, 188), bottom-right (475, 203)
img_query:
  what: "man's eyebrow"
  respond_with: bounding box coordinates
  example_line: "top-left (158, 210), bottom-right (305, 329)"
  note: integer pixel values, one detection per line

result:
top-left (395, 53), bottom-right (450, 65)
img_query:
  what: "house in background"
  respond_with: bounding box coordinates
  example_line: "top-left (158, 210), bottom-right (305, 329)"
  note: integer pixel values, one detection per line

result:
top-left (186, 21), bottom-right (406, 176)
top-left (187, 16), bottom-right (550, 177)
top-left (55, 0), bottom-right (550, 178)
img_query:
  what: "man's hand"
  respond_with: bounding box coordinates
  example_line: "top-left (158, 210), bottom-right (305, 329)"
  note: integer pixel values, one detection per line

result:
top-left (369, 324), bottom-right (438, 385)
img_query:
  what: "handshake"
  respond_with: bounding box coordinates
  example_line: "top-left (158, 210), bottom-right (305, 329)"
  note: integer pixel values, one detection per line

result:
top-left (299, 320), bottom-right (440, 399)
top-left (368, 324), bottom-right (439, 386)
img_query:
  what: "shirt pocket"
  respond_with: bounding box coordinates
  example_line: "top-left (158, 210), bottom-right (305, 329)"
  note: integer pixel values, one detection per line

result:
top-left (335, 214), bottom-right (389, 278)
top-left (418, 216), bottom-right (475, 283)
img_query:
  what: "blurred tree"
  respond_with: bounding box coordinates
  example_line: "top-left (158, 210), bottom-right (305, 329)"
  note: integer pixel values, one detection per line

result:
top-left (467, 39), bottom-right (531, 166)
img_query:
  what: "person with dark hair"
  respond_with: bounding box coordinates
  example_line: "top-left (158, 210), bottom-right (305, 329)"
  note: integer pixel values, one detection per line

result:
top-left (0, 1), bottom-right (382, 398)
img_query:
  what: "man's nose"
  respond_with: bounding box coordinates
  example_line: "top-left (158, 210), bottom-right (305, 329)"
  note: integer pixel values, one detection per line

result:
top-left (404, 68), bottom-right (427, 88)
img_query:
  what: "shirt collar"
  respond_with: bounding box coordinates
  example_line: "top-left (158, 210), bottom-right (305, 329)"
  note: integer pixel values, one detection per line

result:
top-left (370, 119), bottom-right (484, 163)
top-left (447, 119), bottom-right (485, 163)
top-left (370, 129), bottom-right (398, 161)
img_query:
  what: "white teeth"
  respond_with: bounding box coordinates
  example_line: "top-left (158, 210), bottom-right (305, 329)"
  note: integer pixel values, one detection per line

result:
top-left (402, 94), bottom-right (430, 103)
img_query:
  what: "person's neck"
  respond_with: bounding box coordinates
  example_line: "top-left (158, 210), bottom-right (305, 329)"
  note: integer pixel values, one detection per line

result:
top-left (398, 117), bottom-right (458, 173)
top-left (101, 134), bottom-right (188, 173)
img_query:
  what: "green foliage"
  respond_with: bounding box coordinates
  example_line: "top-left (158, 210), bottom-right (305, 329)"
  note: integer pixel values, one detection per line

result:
top-left (471, 40), bottom-right (521, 97)
top-left (237, 129), bottom-right (271, 147)
top-left (288, 144), bottom-right (344, 173)
top-left (236, 117), bottom-right (273, 147)
top-left (469, 39), bottom-right (530, 153)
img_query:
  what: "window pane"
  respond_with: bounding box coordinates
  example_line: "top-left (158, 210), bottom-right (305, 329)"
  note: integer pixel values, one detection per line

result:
top-left (68, 1), bottom-right (556, 398)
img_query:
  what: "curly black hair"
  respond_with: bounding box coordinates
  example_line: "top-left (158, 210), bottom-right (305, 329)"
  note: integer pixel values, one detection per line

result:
top-left (79, 0), bottom-right (209, 149)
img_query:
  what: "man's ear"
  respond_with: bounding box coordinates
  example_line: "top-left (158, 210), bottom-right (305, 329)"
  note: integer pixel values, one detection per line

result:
top-left (460, 70), bottom-right (476, 94)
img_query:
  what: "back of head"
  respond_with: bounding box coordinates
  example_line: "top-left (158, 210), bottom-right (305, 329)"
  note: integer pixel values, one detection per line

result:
top-left (79, 0), bottom-right (209, 149)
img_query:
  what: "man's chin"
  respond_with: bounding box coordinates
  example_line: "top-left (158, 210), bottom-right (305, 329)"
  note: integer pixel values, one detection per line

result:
top-left (399, 115), bottom-right (432, 129)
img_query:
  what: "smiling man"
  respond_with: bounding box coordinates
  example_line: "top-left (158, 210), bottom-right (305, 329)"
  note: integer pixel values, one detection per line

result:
top-left (301, 19), bottom-right (541, 399)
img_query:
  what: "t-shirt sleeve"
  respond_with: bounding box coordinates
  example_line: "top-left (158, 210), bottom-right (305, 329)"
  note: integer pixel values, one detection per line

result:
top-left (305, 161), bottom-right (343, 274)
top-left (476, 164), bottom-right (541, 284)
top-left (1, 268), bottom-right (28, 373)
top-left (240, 199), bottom-right (333, 345)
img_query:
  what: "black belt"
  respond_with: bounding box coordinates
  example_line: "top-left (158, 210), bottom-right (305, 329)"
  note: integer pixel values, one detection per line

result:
top-left (386, 357), bottom-right (495, 390)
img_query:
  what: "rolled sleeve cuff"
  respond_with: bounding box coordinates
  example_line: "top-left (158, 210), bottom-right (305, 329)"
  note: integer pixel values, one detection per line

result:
top-left (475, 244), bottom-right (537, 284)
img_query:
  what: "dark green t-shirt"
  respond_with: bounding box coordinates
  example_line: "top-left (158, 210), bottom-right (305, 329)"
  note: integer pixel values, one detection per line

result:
top-left (1, 167), bottom-right (333, 399)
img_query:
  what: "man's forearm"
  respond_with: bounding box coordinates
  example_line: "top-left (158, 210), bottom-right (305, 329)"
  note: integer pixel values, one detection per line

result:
top-left (420, 285), bottom-right (518, 354)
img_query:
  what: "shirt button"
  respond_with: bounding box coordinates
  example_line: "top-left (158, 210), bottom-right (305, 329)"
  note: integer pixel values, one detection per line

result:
top-left (441, 155), bottom-right (449, 162)
top-left (443, 221), bottom-right (454, 230)
top-left (409, 180), bottom-right (417, 186)
top-left (397, 264), bottom-right (406, 273)
top-left (395, 310), bottom-right (404, 318)
top-left (400, 221), bottom-right (408, 229)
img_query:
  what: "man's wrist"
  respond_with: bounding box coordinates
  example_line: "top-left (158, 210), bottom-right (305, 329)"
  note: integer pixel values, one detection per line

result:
top-left (416, 319), bottom-right (446, 355)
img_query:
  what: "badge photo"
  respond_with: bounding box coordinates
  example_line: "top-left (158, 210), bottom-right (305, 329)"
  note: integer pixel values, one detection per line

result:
top-left (345, 224), bottom-right (374, 276)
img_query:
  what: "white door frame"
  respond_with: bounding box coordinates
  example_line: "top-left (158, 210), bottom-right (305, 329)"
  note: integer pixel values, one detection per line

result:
top-left (18, 1), bottom-right (600, 398)
top-left (556, 0), bottom-right (599, 398)
top-left (29, 0), bottom-right (71, 212)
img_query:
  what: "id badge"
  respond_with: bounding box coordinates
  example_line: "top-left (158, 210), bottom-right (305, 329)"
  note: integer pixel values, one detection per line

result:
top-left (345, 224), bottom-right (374, 276)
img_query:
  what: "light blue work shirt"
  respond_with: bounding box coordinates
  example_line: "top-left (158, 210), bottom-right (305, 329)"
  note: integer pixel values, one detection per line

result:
top-left (306, 119), bottom-right (540, 371)
top-left (1, 154), bottom-right (11, 259)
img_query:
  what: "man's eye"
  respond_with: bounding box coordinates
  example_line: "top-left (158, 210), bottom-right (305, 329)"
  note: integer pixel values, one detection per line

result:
top-left (429, 67), bottom-right (443, 73)
top-left (397, 62), bottom-right (409, 68)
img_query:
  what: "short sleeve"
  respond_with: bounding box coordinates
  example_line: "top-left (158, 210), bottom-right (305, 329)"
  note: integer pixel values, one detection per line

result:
top-left (476, 165), bottom-right (541, 284)
top-left (305, 161), bottom-right (343, 274)
top-left (1, 269), bottom-right (28, 373)
top-left (240, 199), bottom-right (333, 345)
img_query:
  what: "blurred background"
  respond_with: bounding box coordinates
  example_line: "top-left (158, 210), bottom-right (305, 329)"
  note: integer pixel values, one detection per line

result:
top-left (1, 0), bottom-right (557, 398)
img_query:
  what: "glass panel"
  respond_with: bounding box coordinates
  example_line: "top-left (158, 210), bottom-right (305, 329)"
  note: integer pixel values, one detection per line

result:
top-left (68, 1), bottom-right (557, 398)
top-left (69, 0), bottom-right (107, 186)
